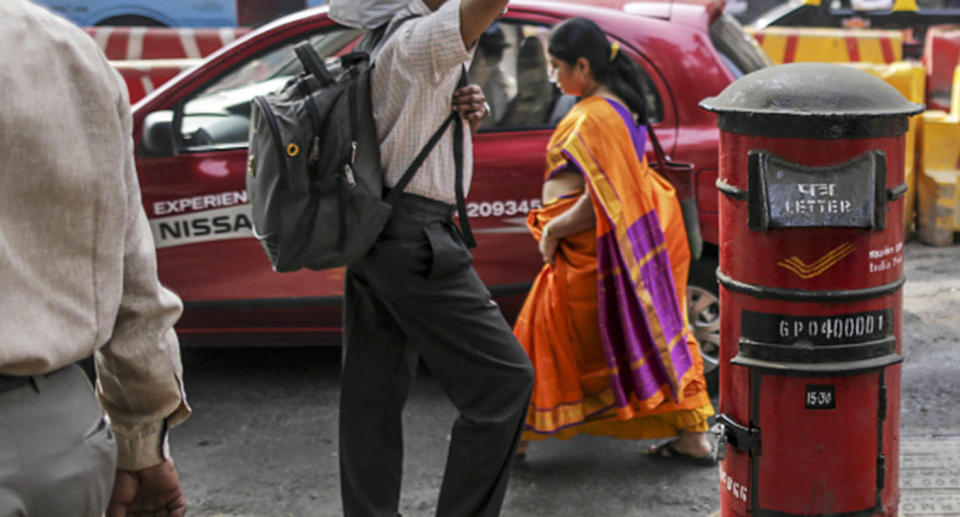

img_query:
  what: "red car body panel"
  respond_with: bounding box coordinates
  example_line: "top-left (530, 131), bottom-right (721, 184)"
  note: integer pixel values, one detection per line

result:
top-left (131, 0), bottom-right (740, 343)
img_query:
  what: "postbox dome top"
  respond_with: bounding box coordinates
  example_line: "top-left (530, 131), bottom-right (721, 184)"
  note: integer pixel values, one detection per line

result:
top-left (700, 63), bottom-right (924, 138)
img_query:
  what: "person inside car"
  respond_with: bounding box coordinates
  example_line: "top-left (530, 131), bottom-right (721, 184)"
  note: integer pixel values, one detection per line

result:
top-left (469, 23), bottom-right (516, 128)
top-left (500, 34), bottom-right (558, 128)
top-left (512, 16), bottom-right (716, 466)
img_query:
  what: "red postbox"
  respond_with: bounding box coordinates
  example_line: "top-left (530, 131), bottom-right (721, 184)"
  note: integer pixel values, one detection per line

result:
top-left (700, 63), bottom-right (923, 516)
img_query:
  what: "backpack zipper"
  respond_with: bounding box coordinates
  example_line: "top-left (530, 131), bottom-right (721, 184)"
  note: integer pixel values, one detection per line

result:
top-left (253, 95), bottom-right (289, 186)
top-left (308, 136), bottom-right (321, 166)
top-left (343, 141), bottom-right (357, 188)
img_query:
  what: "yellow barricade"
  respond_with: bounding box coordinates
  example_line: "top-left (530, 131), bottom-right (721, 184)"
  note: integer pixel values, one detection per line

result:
top-left (918, 65), bottom-right (960, 245)
top-left (750, 27), bottom-right (904, 65)
top-left (846, 62), bottom-right (925, 236)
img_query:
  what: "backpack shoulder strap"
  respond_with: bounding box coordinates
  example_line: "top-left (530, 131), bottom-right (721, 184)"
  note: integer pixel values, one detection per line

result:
top-left (451, 65), bottom-right (475, 247)
top-left (386, 66), bottom-right (477, 250)
top-left (386, 65), bottom-right (467, 205)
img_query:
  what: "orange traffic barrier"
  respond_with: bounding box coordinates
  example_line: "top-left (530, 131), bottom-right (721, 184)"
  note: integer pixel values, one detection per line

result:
top-left (85, 27), bottom-right (250, 61)
top-left (917, 66), bottom-right (960, 245)
top-left (112, 59), bottom-right (200, 104)
top-left (923, 25), bottom-right (960, 112)
top-left (846, 62), bottom-right (925, 236)
top-left (750, 27), bottom-right (903, 65)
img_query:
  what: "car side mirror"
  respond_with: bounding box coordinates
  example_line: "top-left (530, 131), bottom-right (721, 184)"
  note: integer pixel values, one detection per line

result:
top-left (140, 110), bottom-right (176, 157)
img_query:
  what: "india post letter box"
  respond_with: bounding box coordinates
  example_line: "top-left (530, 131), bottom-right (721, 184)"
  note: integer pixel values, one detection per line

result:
top-left (700, 63), bottom-right (923, 516)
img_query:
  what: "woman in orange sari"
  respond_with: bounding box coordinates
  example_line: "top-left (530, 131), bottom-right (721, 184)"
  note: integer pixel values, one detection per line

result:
top-left (513, 17), bottom-right (714, 463)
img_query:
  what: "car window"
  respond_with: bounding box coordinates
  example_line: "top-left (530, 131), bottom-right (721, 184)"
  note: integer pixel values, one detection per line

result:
top-left (710, 12), bottom-right (772, 78)
top-left (471, 21), bottom-right (664, 132)
top-left (178, 27), bottom-right (361, 151)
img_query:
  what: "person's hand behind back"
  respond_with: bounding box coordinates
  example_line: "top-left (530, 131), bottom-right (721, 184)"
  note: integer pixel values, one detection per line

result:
top-left (106, 459), bottom-right (187, 517)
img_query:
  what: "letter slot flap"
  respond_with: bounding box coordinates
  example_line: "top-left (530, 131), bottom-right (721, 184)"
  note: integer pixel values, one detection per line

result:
top-left (748, 150), bottom-right (889, 232)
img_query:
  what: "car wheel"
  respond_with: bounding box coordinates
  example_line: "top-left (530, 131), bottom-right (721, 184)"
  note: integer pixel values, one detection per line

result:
top-left (688, 253), bottom-right (720, 393)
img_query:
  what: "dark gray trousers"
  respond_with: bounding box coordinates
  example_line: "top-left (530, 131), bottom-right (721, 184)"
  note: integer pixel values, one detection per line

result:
top-left (339, 193), bottom-right (534, 517)
top-left (0, 364), bottom-right (116, 517)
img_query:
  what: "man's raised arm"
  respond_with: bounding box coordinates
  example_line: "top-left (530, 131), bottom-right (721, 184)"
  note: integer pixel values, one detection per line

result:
top-left (460, 0), bottom-right (508, 48)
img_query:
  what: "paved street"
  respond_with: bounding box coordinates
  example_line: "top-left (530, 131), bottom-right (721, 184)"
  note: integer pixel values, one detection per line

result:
top-left (171, 240), bottom-right (960, 516)
top-left (897, 242), bottom-right (960, 517)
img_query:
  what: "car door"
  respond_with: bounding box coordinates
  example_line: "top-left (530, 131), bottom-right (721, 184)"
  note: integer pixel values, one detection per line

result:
top-left (133, 9), bottom-right (678, 338)
top-left (135, 22), bottom-right (362, 338)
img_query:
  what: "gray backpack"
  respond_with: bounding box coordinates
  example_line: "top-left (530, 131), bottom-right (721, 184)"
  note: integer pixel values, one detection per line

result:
top-left (246, 17), bottom-right (462, 272)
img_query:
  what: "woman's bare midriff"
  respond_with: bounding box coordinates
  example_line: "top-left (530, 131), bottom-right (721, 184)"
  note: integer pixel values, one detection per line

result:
top-left (542, 169), bottom-right (584, 205)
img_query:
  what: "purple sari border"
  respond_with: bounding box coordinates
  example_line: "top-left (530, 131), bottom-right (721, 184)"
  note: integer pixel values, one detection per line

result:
top-left (597, 230), bottom-right (674, 400)
top-left (624, 212), bottom-right (687, 366)
top-left (547, 162), bottom-right (574, 180)
top-left (527, 386), bottom-right (626, 413)
top-left (639, 252), bottom-right (685, 342)
top-left (624, 212), bottom-right (667, 264)
top-left (523, 403), bottom-right (620, 435)
top-left (604, 97), bottom-right (647, 160)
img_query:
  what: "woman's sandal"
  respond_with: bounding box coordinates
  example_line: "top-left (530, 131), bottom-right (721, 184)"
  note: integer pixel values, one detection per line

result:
top-left (646, 440), bottom-right (716, 467)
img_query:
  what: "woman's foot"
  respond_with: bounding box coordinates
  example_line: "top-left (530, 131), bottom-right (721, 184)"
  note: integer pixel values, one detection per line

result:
top-left (647, 431), bottom-right (715, 466)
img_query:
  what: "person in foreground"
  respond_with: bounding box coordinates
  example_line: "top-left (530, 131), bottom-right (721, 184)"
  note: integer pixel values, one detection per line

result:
top-left (512, 17), bottom-right (715, 465)
top-left (0, 1), bottom-right (190, 515)
top-left (336, 0), bottom-right (535, 515)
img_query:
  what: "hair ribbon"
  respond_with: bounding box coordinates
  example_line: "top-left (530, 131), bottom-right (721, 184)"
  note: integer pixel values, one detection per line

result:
top-left (609, 41), bottom-right (619, 61)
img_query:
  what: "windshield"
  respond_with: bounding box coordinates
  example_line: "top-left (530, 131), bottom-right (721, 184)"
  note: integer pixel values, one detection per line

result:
top-left (709, 12), bottom-right (772, 78)
top-left (184, 29), bottom-right (361, 118)
top-left (178, 27), bottom-right (362, 150)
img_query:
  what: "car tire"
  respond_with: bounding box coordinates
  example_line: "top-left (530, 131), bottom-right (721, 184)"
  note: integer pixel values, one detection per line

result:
top-left (687, 251), bottom-right (720, 394)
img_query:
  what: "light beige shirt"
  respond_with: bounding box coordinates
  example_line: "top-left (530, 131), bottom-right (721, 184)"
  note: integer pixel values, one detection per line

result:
top-left (0, 0), bottom-right (189, 471)
top-left (373, 0), bottom-right (474, 204)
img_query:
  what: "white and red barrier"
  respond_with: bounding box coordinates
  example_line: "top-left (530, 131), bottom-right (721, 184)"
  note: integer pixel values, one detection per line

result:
top-left (750, 27), bottom-right (903, 65)
top-left (923, 26), bottom-right (960, 112)
top-left (86, 26), bottom-right (248, 103)
top-left (85, 27), bottom-right (251, 61)
top-left (112, 59), bottom-right (201, 103)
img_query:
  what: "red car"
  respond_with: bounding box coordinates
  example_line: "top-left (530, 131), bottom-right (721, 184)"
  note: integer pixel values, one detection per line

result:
top-left (133, 0), bottom-right (770, 381)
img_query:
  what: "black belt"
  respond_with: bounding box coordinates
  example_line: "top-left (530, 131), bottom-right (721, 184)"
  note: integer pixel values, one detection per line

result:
top-left (0, 373), bottom-right (33, 394)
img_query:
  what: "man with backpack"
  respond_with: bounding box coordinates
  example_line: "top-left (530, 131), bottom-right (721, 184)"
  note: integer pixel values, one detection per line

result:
top-left (336, 0), bottom-right (535, 515)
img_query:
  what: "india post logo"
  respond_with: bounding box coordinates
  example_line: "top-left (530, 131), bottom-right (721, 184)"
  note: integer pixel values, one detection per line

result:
top-left (777, 242), bottom-right (856, 280)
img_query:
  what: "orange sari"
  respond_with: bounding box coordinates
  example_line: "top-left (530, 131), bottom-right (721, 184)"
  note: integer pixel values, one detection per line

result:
top-left (513, 97), bottom-right (713, 441)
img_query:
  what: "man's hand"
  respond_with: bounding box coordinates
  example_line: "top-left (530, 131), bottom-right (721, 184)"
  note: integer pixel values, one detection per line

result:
top-left (452, 84), bottom-right (488, 135)
top-left (107, 459), bottom-right (187, 517)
